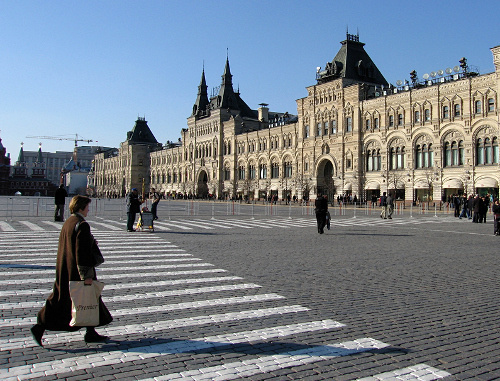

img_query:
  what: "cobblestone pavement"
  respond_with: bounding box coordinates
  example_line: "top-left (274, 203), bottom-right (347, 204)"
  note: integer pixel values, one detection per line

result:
top-left (0, 214), bottom-right (499, 380)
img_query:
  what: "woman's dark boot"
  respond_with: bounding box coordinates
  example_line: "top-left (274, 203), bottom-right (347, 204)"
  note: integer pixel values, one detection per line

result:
top-left (30, 324), bottom-right (45, 347)
top-left (84, 327), bottom-right (109, 343)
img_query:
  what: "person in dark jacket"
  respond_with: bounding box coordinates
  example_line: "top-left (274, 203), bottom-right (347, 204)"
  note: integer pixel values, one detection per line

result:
top-left (126, 188), bottom-right (142, 231)
top-left (31, 195), bottom-right (112, 347)
top-left (472, 194), bottom-right (482, 223)
top-left (492, 199), bottom-right (500, 235)
top-left (467, 195), bottom-right (474, 220)
top-left (315, 194), bottom-right (328, 234)
top-left (54, 184), bottom-right (68, 222)
top-left (480, 196), bottom-right (489, 223)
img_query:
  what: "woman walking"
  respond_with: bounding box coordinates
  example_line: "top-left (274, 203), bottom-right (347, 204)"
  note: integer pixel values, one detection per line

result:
top-left (31, 195), bottom-right (113, 347)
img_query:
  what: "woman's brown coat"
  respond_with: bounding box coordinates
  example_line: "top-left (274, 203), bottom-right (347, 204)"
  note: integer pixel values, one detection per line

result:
top-left (37, 214), bottom-right (112, 331)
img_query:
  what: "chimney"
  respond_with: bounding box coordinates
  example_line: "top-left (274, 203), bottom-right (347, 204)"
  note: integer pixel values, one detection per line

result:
top-left (258, 103), bottom-right (269, 122)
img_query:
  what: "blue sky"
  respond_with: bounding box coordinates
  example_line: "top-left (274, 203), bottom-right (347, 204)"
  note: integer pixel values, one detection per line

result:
top-left (1, 0), bottom-right (499, 156)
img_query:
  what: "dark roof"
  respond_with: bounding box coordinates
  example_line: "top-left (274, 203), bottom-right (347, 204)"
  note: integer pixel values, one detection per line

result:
top-left (126, 118), bottom-right (159, 145)
top-left (208, 58), bottom-right (256, 119)
top-left (317, 33), bottom-right (388, 87)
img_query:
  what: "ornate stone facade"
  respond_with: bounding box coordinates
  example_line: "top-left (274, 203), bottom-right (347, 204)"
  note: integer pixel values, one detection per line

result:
top-left (92, 34), bottom-right (500, 203)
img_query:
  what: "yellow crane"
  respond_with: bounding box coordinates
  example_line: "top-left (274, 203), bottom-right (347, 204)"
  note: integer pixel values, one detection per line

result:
top-left (26, 134), bottom-right (96, 147)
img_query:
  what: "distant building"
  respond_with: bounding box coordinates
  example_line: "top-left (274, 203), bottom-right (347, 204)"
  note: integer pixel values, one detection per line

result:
top-left (9, 144), bottom-right (57, 196)
top-left (18, 145), bottom-right (113, 186)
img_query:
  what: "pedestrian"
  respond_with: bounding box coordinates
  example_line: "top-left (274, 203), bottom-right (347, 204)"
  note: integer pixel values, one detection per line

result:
top-left (54, 184), bottom-right (68, 222)
top-left (31, 195), bottom-right (112, 347)
top-left (386, 192), bottom-right (394, 219)
top-left (459, 194), bottom-right (468, 219)
top-left (150, 187), bottom-right (160, 220)
top-left (126, 188), bottom-right (142, 232)
top-left (380, 192), bottom-right (388, 219)
top-left (453, 194), bottom-right (461, 217)
top-left (480, 196), bottom-right (489, 223)
top-left (472, 194), bottom-right (482, 223)
top-left (492, 199), bottom-right (500, 235)
top-left (315, 193), bottom-right (328, 234)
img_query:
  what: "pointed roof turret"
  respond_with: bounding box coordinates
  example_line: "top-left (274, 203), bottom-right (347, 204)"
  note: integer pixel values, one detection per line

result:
top-left (317, 33), bottom-right (388, 87)
top-left (36, 144), bottom-right (44, 163)
top-left (126, 117), bottom-right (160, 145)
top-left (209, 57), bottom-right (255, 118)
top-left (192, 67), bottom-right (210, 117)
top-left (17, 143), bottom-right (25, 164)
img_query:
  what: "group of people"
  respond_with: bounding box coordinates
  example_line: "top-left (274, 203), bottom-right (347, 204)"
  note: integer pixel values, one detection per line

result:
top-left (126, 187), bottom-right (160, 232)
top-left (451, 193), bottom-right (492, 223)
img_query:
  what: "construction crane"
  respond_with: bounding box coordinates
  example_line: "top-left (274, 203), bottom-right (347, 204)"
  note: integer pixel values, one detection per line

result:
top-left (26, 134), bottom-right (96, 147)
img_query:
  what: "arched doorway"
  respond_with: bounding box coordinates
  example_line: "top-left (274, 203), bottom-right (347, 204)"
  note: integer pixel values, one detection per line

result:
top-left (316, 159), bottom-right (336, 201)
top-left (197, 170), bottom-right (209, 198)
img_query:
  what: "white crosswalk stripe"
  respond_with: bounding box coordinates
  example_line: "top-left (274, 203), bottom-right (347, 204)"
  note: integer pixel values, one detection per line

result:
top-left (0, 228), bottom-right (453, 380)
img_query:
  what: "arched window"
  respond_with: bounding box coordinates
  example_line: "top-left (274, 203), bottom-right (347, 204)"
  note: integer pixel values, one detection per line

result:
top-left (271, 162), bottom-right (279, 178)
top-left (475, 100), bottom-right (482, 114)
top-left (442, 105), bottom-right (449, 119)
top-left (259, 164), bottom-right (267, 179)
top-left (477, 137), bottom-right (499, 165)
top-left (454, 104), bottom-right (461, 117)
top-left (304, 125), bottom-right (310, 138)
top-left (477, 138), bottom-right (484, 164)
top-left (488, 98), bottom-right (495, 112)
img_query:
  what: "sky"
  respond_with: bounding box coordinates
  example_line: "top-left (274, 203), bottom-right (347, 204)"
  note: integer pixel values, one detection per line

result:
top-left (1, 0), bottom-right (499, 157)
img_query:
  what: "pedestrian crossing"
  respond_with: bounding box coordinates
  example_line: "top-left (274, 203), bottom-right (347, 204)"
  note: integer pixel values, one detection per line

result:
top-left (0, 215), bottom-right (460, 232)
top-left (0, 231), bottom-right (451, 380)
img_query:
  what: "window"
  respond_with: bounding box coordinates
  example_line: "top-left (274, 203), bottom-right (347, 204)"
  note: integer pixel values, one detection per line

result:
top-left (398, 113), bottom-right (403, 126)
top-left (224, 167), bottom-right (231, 180)
top-left (271, 163), bottom-right (279, 178)
top-left (476, 137), bottom-right (499, 165)
top-left (366, 119), bottom-right (371, 130)
top-left (366, 149), bottom-right (381, 171)
top-left (238, 166), bottom-right (245, 180)
top-left (454, 104), bottom-right (461, 117)
top-left (259, 164), bottom-right (267, 179)
top-left (424, 109), bottom-right (430, 122)
top-left (488, 98), bottom-right (495, 112)
top-left (390, 146), bottom-right (405, 169)
top-left (444, 140), bottom-right (464, 167)
top-left (374, 118), bottom-right (379, 129)
top-left (249, 165), bottom-right (256, 180)
top-left (284, 161), bottom-right (292, 178)
top-left (324, 122), bottom-right (329, 136)
top-left (317, 123), bottom-right (322, 136)
top-left (346, 117), bottom-right (352, 132)
top-left (331, 120), bottom-right (337, 134)
top-left (304, 125), bottom-right (309, 138)
top-left (389, 115), bottom-right (394, 127)
top-left (443, 106), bottom-right (449, 119)
top-left (414, 111), bottom-right (420, 123)
top-left (475, 100), bottom-right (482, 114)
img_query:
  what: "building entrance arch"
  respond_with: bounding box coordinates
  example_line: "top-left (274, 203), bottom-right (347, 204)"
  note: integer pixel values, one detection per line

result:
top-left (197, 170), bottom-right (209, 198)
top-left (316, 159), bottom-right (336, 201)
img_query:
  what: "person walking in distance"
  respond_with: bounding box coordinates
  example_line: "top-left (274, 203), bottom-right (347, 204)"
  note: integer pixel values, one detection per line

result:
top-left (315, 193), bottom-right (328, 234)
top-left (150, 187), bottom-right (160, 220)
top-left (126, 188), bottom-right (142, 232)
top-left (380, 192), bottom-right (388, 219)
top-left (386, 192), bottom-right (394, 219)
top-left (492, 199), bottom-right (500, 235)
top-left (31, 195), bottom-right (112, 347)
top-left (54, 184), bottom-right (68, 222)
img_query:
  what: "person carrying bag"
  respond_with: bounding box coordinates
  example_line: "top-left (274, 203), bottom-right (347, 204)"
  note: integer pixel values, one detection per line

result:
top-left (31, 195), bottom-right (113, 347)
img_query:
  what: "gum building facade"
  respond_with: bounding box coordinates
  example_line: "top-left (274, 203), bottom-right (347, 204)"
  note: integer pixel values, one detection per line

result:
top-left (92, 34), bottom-right (500, 203)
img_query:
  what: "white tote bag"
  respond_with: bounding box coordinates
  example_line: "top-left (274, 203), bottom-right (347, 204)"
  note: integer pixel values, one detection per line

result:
top-left (69, 280), bottom-right (105, 327)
